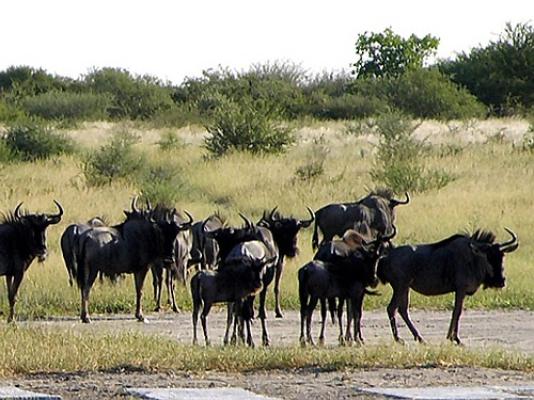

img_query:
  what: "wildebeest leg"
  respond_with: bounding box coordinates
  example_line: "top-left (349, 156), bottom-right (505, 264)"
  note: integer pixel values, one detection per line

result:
top-left (397, 290), bottom-right (424, 343)
top-left (167, 268), bottom-right (180, 313)
top-left (7, 272), bottom-right (23, 323)
top-left (81, 269), bottom-right (98, 323)
top-left (352, 292), bottom-right (365, 346)
top-left (274, 260), bottom-right (284, 318)
top-left (387, 287), bottom-right (403, 343)
top-left (245, 315), bottom-right (255, 348)
top-left (318, 298), bottom-right (327, 346)
top-left (344, 300), bottom-right (353, 344)
top-left (337, 299), bottom-right (345, 346)
top-left (152, 265), bottom-right (163, 312)
top-left (306, 296), bottom-right (318, 346)
top-left (299, 294), bottom-right (308, 347)
top-left (200, 302), bottom-right (212, 346)
top-left (257, 287), bottom-right (271, 346)
top-left (447, 290), bottom-right (465, 345)
top-left (134, 269), bottom-right (149, 322)
top-left (223, 302), bottom-right (234, 345)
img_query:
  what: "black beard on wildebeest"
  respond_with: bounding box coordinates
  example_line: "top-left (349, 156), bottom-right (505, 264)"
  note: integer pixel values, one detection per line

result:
top-left (0, 201), bottom-right (63, 322)
top-left (377, 227), bottom-right (519, 345)
top-left (73, 203), bottom-right (192, 323)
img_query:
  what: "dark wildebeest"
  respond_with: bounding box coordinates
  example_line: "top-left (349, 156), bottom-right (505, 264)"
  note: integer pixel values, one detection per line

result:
top-left (312, 189), bottom-right (409, 249)
top-left (0, 201), bottom-right (63, 322)
top-left (152, 209), bottom-right (195, 312)
top-left (305, 228), bottom-right (396, 346)
top-left (377, 228), bottom-right (519, 345)
top-left (190, 213), bottom-right (225, 270)
top-left (190, 254), bottom-right (271, 346)
top-left (73, 205), bottom-right (192, 323)
top-left (61, 216), bottom-right (106, 286)
top-left (257, 207), bottom-right (315, 318)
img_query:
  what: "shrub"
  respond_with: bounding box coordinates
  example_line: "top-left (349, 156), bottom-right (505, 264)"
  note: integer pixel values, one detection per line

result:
top-left (3, 122), bottom-right (75, 161)
top-left (149, 105), bottom-right (202, 128)
top-left (203, 95), bottom-right (294, 157)
top-left (138, 162), bottom-right (185, 207)
top-left (0, 141), bottom-right (15, 163)
top-left (83, 129), bottom-right (144, 185)
top-left (20, 91), bottom-right (110, 121)
top-left (300, 93), bottom-right (388, 120)
top-left (157, 130), bottom-right (184, 151)
top-left (0, 100), bottom-right (27, 123)
top-left (370, 111), bottom-right (454, 192)
top-left (294, 137), bottom-right (329, 181)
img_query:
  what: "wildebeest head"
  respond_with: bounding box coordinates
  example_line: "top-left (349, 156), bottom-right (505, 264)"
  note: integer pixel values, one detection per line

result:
top-left (203, 214), bottom-right (258, 261)
top-left (151, 207), bottom-right (193, 266)
top-left (123, 196), bottom-right (152, 220)
top-left (9, 201), bottom-right (64, 262)
top-left (259, 207), bottom-right (315, 258)
top-left (469, 228), bottom-right (519, 289)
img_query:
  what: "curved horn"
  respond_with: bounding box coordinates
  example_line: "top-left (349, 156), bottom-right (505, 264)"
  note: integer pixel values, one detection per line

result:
top-left (298, 207), bottom-right (315, 228)
top-left (46, 200), bottom-right (64, 224)
top-left (239, 213), bottom-right (254, 230)
top-left (178, 210), bottom-right (193, 229)
top-left (131, 196), bottom-right (140, 214)
top-left (145, 198), bottom-right (152, 211)
top-left (269, 206), bottom-right (279, 222)
top-left (391, 192), bottom-right (411, 207)
top-left (14, 202), bottom-right (23, 219)
top-left (382, 224), bottom-right (397, 242)
top-left (499, 227), bottom-right (518, 252)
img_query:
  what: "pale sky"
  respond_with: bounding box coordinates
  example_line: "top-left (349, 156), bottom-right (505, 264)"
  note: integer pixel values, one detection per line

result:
top-left (1, 0), bottom-right (532, 85)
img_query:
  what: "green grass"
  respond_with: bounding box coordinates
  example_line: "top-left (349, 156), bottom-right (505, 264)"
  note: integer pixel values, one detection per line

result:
top-left (0, 122), bottom-right (533, 320)
top-left (0, 325), bottom-right (533, 376)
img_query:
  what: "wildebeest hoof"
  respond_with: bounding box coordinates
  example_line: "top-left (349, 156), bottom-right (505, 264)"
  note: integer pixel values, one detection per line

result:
top-left (318, 337), bottom-right (325, 346)
top-left (395, 337), bottom-right (405, 345)
top-left (338, 335), bottom-right (346, 346)
top-left (416, 336), bottom-right (426, 344)
top-left (300, 337), bottom-right (307, 348)
top-left (81, 315), bottom-right (91, 324)
top-left (275, 310), bottom-right (284, 318)
top-left (153, 306), bottom-right (161, 312)
top-left (137, 316), bottom-right (149, 323)
top-left (172, 306), bottom-right (181, 313)
top-left (262, 337), bottom-right (271, 347)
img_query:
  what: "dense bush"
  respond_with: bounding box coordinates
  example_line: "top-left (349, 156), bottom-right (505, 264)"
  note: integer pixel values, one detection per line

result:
top-left (0, 66), bottom-right (69, 100)
top-left (370, 111), bottom-right (454, 192)
top-left (138, 162), bottom-right (185, 207)
top-left (300, 92), bottom-right (388, 119)
top-left (0, 99), bottom-right (27, 123)
top-left (204, 95), bottom-right (294, 157)
top-left (84, 68), bottom-right (174, 120)
top-left (83, 129), bottom-right (144, 185)
top-left (3, 123), bottom-right (75, 161)
top-left (440, 22), bottom-right (534, 114)
top-left (21, 91), bottom-right (110, 121)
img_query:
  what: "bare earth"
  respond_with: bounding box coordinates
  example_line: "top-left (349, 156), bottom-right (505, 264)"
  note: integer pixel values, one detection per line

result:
top-left (2, 309), bottom-right (534, 399)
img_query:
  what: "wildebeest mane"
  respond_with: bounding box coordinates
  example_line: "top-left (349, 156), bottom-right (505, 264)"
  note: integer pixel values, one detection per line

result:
top-left (470, 229), bottom-right (496, 244)
top-left (1, 210), bottom-right (30, 225)
top-left (368, 187), bottom-right (395, 200)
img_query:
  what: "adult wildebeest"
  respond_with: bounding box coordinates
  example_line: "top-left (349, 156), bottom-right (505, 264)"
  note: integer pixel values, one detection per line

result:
top-left (191, 254), bottom-right (271, 346)
top-left (258, 207), bottom-right (315, 318)
top-left (299, 235), bottom-right (389, 347)
top-left (377, 228), bottom-right (519, 345)
top-left (61, 216), bottom-right (106, 286)
top-left (312, 188), bottom-right (409, 249)
top-left (191, 213), bottom-right (225, 270)
top-left (0, 201), bottom-right (63, 322)
top-left (73, 204), bottom-right (192, 323)
top-left (152, 209), bottom-right (195, 312)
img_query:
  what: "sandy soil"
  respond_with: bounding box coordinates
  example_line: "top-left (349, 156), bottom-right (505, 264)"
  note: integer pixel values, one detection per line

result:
top-left (3, 309), bottom-right (534, 399)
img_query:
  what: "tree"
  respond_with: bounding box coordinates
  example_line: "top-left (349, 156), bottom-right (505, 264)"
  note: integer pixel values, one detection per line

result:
top-left (439, 22), bottom-right (534, 114)
top-left (352, 28), bottom-right (439, 79)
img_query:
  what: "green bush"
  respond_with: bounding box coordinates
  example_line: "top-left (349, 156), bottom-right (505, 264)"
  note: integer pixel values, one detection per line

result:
top-left (20, 91), bottom-right (110, 121)
top-left (294, 137), bottom-right (329, 181)
top-left (204, 95), bottom-right (294, 157)
top-left (385, 69), bottom-right (486, 119)
top-left (370, 111), bottom-right (454, 192)
top-left (3, 123), bottom-right (75, 161)
top-left (0, 141), bottom-right (16, 163)
top-left (0, 100), bottom-right (27, 123)
top-left (83, 129), bottom-right (144, 185)
top-left (157, 130), bottom-right (184, 151)
top-left (300, 93), bottom-right (388, 119)
top-left (138, 162), bottom-right (185, 207)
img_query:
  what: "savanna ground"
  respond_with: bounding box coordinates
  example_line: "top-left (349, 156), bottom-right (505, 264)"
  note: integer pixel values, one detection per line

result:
top-left (0, 118), bottom-right (534, 398)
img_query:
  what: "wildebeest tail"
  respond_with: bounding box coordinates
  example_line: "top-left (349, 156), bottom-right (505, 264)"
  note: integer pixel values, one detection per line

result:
top-left (73, 235), bottom-right (88, 289)
top-left (376, 257), bottom-right (389, 284)
top-left (298, 266), bottom-right (309, 312)
top-left (61, 235), bottom-right (76, 287)
top-left (190, 272), bottom-right (202, 310)
top-left (312, 217), bottom-right (320, 250)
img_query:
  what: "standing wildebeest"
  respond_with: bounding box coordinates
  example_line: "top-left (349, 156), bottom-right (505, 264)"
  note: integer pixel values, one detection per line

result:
top-left (152, 209), bottom-right (195, 312)
top-left (258, 207), bottom-right (315, 318)
top-left (377, 228), bottom-right (519, 345)
top-left (191, 254), bottom-right (271, 346)
top-left (0, 201), bottom-right (63, 322)
top-left (312, 188), bottom-right (409, 249)
top-left (191, 213), bottom-right (225, 270)
top-left (299, 236), bottom-right (389, 347)
top-left (74, 205), bottom-right (192, 323)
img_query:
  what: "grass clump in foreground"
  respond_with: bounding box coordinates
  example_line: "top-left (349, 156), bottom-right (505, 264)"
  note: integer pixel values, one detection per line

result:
top-left (0, 326), bottom-right (533, 376)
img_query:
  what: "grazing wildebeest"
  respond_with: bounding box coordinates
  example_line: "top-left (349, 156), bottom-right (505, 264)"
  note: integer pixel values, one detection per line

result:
top-left (258, 207), bottom-right (315, 318)
top-left (0, 201), bottom-right (63, 322)
top-left (191, 213), bottom-right (225, 270)
top-left (312, 188), bottom-right (409, 249)
top-left (377, 228), bottom-right (519, 345)
top-left (73, 204), bottom-right (192, 323)
top-left (304, 228), bottom-right (396, 345)
top-left (61, 216), bottom-right (106, 286)
top-left (299, 236), bottom-right (388, 347)
top-left (152, 209), bottom-right (195, 312)
top-left (190, 254), bottom-right (271, 346)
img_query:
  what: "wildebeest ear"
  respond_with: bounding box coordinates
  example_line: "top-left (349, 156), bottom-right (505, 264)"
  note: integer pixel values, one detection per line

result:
top-left (470, 242), bottom-right (490, 256)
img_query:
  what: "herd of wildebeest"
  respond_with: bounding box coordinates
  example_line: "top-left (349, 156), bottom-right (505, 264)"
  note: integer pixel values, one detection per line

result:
top-left (0, 189), bottom-right (519, 348)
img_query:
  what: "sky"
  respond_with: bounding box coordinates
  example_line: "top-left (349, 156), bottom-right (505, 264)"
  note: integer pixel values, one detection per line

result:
top-left (1, 0), bottom-right (532, 85)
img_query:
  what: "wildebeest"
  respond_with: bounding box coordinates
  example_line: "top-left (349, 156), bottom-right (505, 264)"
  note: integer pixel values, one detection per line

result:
top-left (191, 213), bottom-right (225, 270)
top-left (258, 207), bottom-right (315, 318)
top-left (312, 188), bottom-right (409, 249)
top-left (190, 253), bottom-right (271, 346)
top-left (73, 204), bottom-right (192, 323)
top-left (0, 201), bottom-right (63, 322)
top-left (151, 209), bottom-right (195, 312)
top-left (377, 228), bottom-right (519, 344)
top-left (299, 236), bottom-right (388, 347)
